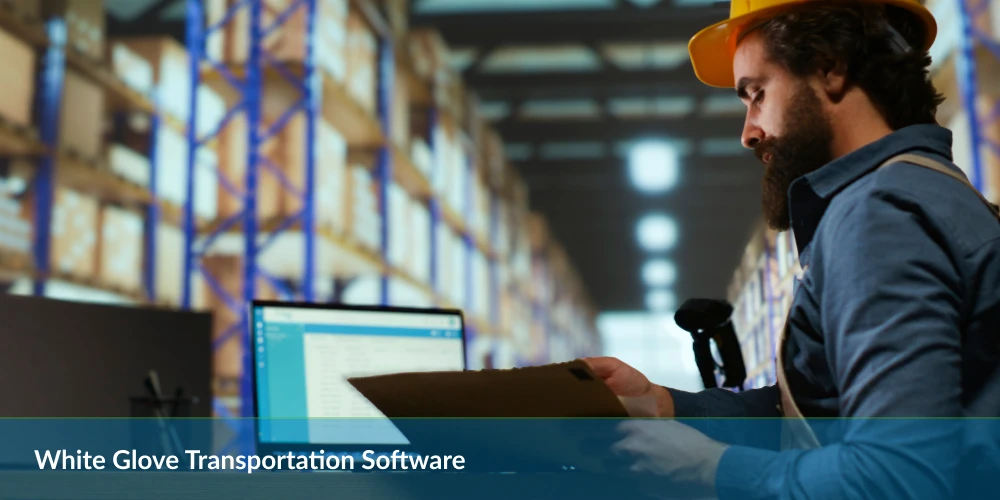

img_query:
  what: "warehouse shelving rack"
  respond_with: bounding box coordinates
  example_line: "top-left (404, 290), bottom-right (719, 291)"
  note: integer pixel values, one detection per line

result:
top-left (180, 0), bottom-right (511, 420)
top-left (0, 4), bottom-right (181, 303)
top-left (957, 0), bottom-right (1000, 192)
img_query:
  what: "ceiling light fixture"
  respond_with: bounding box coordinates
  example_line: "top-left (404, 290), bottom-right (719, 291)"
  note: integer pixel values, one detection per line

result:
top-left (628, 140), bottom-right (679, 193)
top-left (646, 289), bottom-right (677, 312)
top-left (636, 213), bottom-right (679, 252)
top-left (642, 259), bottom-right (677, 287)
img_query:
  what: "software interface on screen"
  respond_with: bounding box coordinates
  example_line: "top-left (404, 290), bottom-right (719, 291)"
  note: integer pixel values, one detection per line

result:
top-left (253, 306), bottom-right (465, 446)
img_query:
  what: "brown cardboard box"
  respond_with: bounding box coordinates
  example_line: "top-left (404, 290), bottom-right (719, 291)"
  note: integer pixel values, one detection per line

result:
top-left (0, 27), bottom-right (36, 127)
top-left (115, 37), bottom-right (190, 122)
top-left (392, 68), bottom-right (410, 149)
top-left (98, 205), bottom-right (143, 292)
top-left (42, 0), bottom-right (104, 61)
top-left (383, 0), bottom-right (409, 37)
top-left (49, 187), bottom-right (99, 280)
top-left (216, 113), bottom-right (282, 222)
top-left (60, 69), bottom-right (105, 160)
top-left (107, 41), bottom-right (154, 96)
top-left (408, 29), bottom-right (450, 81)
top-left (346, 11), bottom-right (377, 114)
top-left (206, 0), bottom-right (348, 81)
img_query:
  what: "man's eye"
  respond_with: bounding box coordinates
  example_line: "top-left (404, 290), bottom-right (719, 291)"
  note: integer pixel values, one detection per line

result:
top-left (752, 90), bottom-right (765, 105)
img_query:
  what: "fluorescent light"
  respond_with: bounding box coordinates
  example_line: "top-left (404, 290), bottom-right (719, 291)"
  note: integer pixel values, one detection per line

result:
top-left (628, 140), bottom-right (679, 193)
top-left (646, 289), bottom-right (677, 312)
top-left (642, 259), bottom-right (677, 287)
top-left (636, 213), bottom-right (678, 251)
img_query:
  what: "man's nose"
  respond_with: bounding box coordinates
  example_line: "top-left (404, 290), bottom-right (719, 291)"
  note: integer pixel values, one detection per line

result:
top-left (742, 120), bottom-right (763, 150)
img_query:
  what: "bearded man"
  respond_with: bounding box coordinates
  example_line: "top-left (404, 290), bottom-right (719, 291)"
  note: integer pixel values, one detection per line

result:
top-left (582, 1), bottom-right (1000, 498)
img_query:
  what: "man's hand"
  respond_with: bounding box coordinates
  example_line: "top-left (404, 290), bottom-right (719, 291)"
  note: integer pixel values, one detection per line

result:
top-left (581, 357), bottom-right (675, 417)
top-left (612, 420), bottom-right (728, 497)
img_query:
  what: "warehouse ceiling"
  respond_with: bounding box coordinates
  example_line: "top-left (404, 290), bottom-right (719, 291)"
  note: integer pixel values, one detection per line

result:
top-left (106, 0), bottom-right (764, 313)
top-left (412, 0), bottom-right (763, 312)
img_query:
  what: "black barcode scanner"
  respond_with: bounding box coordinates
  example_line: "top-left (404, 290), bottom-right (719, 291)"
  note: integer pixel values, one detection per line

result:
top-left (674, 299), bottom-right (747, 390)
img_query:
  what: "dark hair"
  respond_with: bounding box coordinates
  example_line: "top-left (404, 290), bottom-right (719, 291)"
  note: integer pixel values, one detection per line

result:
top-left (752, 2), bottom-right (944, 129)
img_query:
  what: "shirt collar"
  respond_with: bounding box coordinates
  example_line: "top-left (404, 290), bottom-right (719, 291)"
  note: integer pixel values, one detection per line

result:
top-left (788, 124), bottom-right (954, 261)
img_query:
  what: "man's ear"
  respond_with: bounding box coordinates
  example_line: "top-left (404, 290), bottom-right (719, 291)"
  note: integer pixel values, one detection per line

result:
top-left (820, 60), bottom-right (849, 103)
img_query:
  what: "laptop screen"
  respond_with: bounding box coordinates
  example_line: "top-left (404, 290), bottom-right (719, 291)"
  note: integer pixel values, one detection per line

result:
top-left (251, 303), bottom-right (465, 447)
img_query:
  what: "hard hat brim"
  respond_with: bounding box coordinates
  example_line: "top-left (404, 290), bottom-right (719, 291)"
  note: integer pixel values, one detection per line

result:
top-left (688, 0), bottom-right (938, 89)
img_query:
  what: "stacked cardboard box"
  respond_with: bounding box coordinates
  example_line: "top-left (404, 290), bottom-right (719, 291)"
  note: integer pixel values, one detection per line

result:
top-left (472, 249), bottom-right (490, 318)
top-left (0, 191), bottom-right (31, 255)
top-left (315, 119), bottom-right (349, 233)
top-left (206, 0), bottom-right (349, 83)
top-left (409, 200), bottom-right (431, 283)
top-left (108, 41), bottom-right (154, 96)
top-left (115, 37), bottom-right (191, 124)
top-left (154, 223), bottom-right (185, 306)
top-left (411, 139), bottom-right (434, 180)
top-left (60, 70), bottom-right (105, 160)
top-left (43, 0), bottom-right (104, 61)
top-left (351, 165), bottom-right (381, 251)
top-left (0, 27), bottom-right (36, 127)
top-left (49, 187), bottom-right (100, 280)
top-left (98, 205), bottom-right (143, 293)
top-left (386, 182), bottom-right (410, 269)
top-left (346, 11), bottom-right (377, 114)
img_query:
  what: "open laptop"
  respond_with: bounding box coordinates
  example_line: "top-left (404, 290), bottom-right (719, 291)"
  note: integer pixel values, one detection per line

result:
top-left (249, 301), bottom-right (467, 458)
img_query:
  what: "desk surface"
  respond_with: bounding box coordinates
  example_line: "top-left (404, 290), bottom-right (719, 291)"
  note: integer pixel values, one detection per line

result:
top-left (0, 470), bottom-right (713, 500)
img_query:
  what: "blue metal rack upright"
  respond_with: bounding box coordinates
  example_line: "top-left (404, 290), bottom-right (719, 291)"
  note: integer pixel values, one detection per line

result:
top-left (182, 0), bottom-right (320, 425)
top-left (957, 0), bottom-right (999, 193)
top-left (376, 29), bottom-right (394, 307)
top-left (31, 18), bottom-right (66, 297)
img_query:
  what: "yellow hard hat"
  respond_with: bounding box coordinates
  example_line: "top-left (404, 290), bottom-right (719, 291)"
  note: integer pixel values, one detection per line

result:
top-left (688, 0), bottom-right (938, 88)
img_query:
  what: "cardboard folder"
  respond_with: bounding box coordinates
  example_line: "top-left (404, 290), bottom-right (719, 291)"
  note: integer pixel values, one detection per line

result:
top-left (347, 359), bottom-right (630, 418)
top-left (347, 360), bottom-right (633, 473)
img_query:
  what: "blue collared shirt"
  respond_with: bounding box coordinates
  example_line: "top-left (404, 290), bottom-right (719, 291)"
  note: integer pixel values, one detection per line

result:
top-left (668, 124), bottom-right (1000, 499)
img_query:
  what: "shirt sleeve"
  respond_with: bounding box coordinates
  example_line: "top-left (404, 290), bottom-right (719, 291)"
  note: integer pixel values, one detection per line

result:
top-left (714, 185), bottom-right (965, 500)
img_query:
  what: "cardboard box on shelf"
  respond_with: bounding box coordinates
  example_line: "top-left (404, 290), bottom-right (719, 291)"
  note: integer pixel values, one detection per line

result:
top-left (381, 0), bottom-right (409, 38)
top-left (43, 0), bottom-right (104, 62)
top-left (49, 187), bottom-right (99, 280)
top-left (473, 249), bottom-right (490, 318)
top-left (387, 182), bottom-right (410, 269)
top-left (115, 37), bottom-right (191, 124)
top-left (409, 200), bottom-right (431, 283)
top-left (315, 119), bottom-right (349, 233)
top-left (154, 222), bottom-right (184, 306)
top-left (449, 235), bottom-right (466, 306)
top-left (216, 114), bottom-right (281, 222)
top-left (392, 69), bottom-right (410, 149)
top-left (206, 0), bottom-right (348, 82)
top-left (411, 139), bottom-right (433, 179)
top-left (107, 144), bottom-right (151, 188)
top-left (408, 29), bottom-right (450, 81)
top-left (0, 191), bottom-right (31, 254)
top-left (350, 164), bottom-right (381, 251)
top-left (61, 69), bottom-right (105, 161)
top-left (108, 41), bottom-right (154, 97)
top-left (0, 27), bottom-right (36, 127)
top-left (346, 11), bottom-right (377, 114)
top-left (434, 223), bottom-right (452, 298)
top-left (98, 205), bottom-right (143, 293)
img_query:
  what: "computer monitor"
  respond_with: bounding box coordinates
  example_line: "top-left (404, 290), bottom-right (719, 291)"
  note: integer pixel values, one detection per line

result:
top-left (249, 301), bottom-right (466, 455)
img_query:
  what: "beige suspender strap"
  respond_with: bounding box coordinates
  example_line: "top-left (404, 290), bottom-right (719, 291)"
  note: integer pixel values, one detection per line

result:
top-left (876, 153), bottom-right (1000, 222)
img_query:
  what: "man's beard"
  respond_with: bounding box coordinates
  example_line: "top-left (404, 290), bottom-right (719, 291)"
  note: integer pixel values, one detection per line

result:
top-left (756, 84), bottom-right (835, 232)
